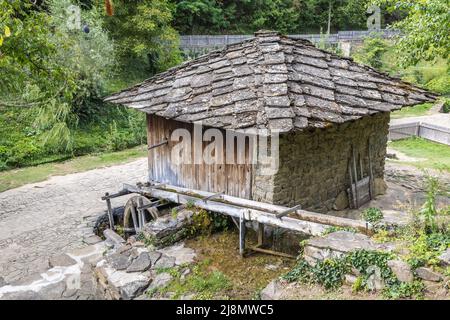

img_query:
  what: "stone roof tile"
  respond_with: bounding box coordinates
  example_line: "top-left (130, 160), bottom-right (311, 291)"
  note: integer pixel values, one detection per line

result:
top-left (105, 30), bottom-right (437, 132)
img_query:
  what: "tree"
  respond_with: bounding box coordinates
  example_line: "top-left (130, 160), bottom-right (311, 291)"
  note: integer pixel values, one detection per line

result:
top-left (370, 0), bottom-right (450, 66)
top-left (0, 0), bottom-right (116, 150)
top-left (102, 0), bottom-right (181, 78)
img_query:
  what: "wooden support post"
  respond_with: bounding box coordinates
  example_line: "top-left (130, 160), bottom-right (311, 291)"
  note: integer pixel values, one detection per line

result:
top-left (352, 147), bottom-right (360, 208)
top-left (105, 192), bottom-right (114, 229)
top-left (257, 222), bottom-right (264, 247)
top-left (130, 204), bottom-right (139, 233)
top-left (239, 212), bottom-right (246, 257)
top-left (276, 204), bottom-right (302, 219)
top-left (368, 138), bottom-right (374, 200)
top-left (138, 197), bottom-right (145, 228)
top-left (137, 199), bottom-right (162, 211)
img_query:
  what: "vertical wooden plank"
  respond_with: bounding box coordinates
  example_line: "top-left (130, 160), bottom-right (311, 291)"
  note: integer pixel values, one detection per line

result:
top-left (239, 212), bottom-right (246, 257)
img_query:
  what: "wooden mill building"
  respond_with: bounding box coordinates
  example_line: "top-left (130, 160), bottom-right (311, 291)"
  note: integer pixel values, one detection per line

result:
top-left (105, 31), bottom-right (435, 212)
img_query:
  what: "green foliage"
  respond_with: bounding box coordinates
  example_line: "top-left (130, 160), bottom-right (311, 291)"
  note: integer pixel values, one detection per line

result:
top-left (172, 0), bottom-right (371, 35)
top-left (103, 0), bottom-right (181, 77)
top-left (154, 259), bottom-right (232, 300)
top-left (361, 207), bottom-right (384, 225)
top-left (322, 226), bottom-right (358, 236)
top-left (186, 209), bottom-right (231, 237)
top-left (353, 36), bottom-right (389, 70)
top-left (383, 280), bottom-right (425, 300)
top-left (370, 0), bottom-right (450, 66)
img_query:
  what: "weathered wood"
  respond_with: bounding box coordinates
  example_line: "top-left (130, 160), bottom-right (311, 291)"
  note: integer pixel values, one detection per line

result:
top-left (105, 193), bottom-right (114, 229)
top-left (276, 204), bottom-right (302, 219)
top-left (101, 189), bottom-right (131, 200)
top-left (249, 246), bottom-right (296, 259)
top-left (122, 183), bottom-right (371, 235)
top-left (257, 222), bottom-right (264, 246)
top-left (352, 147), bottom-right (359, 208)
top-left (368, 138), bottom-right (374, 200)
top-left (148, 140), bottom-right (168, 150)
top-left (130, 204), bottom-right (139, 232)
top-left (239, 212), bottom-right (246, 257)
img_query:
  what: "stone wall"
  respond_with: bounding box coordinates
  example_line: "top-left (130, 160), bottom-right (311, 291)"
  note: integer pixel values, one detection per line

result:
top-left (253, 113), bottom-right (390, 212)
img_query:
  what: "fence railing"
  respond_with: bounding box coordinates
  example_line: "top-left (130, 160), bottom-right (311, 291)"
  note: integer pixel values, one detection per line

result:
top-left (180, 29), bottom-right (399, 49)
top-left (389, 122), bottom-right (450, 145)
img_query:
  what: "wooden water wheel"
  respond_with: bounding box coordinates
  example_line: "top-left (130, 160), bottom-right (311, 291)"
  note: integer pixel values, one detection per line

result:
top-left (123, 195), bottom-right (161, 235)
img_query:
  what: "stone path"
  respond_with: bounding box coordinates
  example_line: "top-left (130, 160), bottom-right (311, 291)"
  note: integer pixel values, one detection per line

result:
top-left (0, 158), bottom-right (147, 285)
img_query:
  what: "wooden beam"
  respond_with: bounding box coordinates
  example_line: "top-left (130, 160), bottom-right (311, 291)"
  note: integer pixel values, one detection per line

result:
top-left (148, 140), bottom-right (168, 150)
top-left (276, 204), bottom-right (302, 219)
top-left (249, 246), bottom-right (296, 259)
top-left (124, 183), bottom-right (371, 235)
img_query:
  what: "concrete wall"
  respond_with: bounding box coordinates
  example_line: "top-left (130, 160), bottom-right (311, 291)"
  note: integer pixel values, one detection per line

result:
top-left (253, 113), bottom-right (390, 212)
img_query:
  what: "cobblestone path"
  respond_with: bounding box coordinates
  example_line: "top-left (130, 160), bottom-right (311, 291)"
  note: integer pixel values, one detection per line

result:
top-left (0, 158), bottom-right (147, 284)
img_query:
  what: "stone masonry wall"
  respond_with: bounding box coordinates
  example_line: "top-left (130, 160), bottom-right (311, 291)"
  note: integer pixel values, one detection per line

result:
top-left (253, 113), bottom-right (390, 212)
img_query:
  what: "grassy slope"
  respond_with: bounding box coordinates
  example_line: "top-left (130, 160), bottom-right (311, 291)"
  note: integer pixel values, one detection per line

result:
top-left (390, 103), bottom-right (433, 119)
top-left (388, 137), bottom-right (450, 173)
top-left (0, 146), bottom-right (147, 192)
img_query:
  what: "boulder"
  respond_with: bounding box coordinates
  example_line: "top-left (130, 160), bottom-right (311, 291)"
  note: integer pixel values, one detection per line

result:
top-left (415, 267), bottom-right (443, 282)
top-left (152, 254), bottom-right (176, 269)
top-left (303, 231), bottom-right (394, 266)
top-left (106, 253), bottom-right (132, 271)
top-left (374, 178), bottom-right (387, 196)
top-left (387, 260), bottom-right (413, 283)
top-left (104, 229), bottom-right (125, 247)
top-left (147, 273), bottom-right (173, 291)
top-left (142, 209), bottom-right (194, 248)
top-left (260, 279), bottom-right (286, 300)
top-left (157, 243), bottom-right (196, 266)
top-left (126, 252), bottom-right (152, 273)
top-left (332, 191), bottom-right (348, 211)
top-left (120, 280), bottom-right (150, 300)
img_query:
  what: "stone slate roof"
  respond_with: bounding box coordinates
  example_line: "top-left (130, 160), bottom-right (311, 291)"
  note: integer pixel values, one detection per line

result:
top-left (105, 30), bottom-right (437, 132)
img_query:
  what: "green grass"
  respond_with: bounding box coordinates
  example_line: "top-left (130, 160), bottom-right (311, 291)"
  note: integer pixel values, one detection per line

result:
top-left (0, 146), bottom-right (147, 192)
top-left (391, 103), bottom-right (433, 119)
top-left (152, 259), bottom-right (232, 300)
top-left (388, 137), bottom-right (450, 172)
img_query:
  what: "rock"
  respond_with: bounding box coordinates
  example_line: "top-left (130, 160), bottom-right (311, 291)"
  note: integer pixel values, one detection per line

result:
top-left (438, 248), bottom-right (450, 266)
top-left (120, 280), bottom-right (150, 300)
top-left (415, 267), bottom-right (443, 282)
top-left (148, 251), bottom-right (162, 265)
top-left (260, 279), bottom-right (286, 300)
top-left (152, 254), bottom-right (176, 269)
top-left (344, 274), bottom-right (358, 285)
top-left (48, 253), bottom-right (77, 268)
top-left (332, 191), bottom-right (348, 211)
top-left (157, 243), bottom-right (196, 266)
top-left (116, 245), bottom-right (133, 256)
top-left (132, 241), bottom-right (146, 248)
top-left (147, 273), bottom-right (173, 291)
top-left (380, 210), bottom-right (410, 228)
top-left (38, 281), bottom-right (67, 299)
top-left (0, 290), bottom-right (43, 300)
top-left (127, 252), bottom-right (152, 273)
top-left (304, 231), bottom-right (387, 266)
top-left (374, 178), bottom-right (387, 196)
top-left (387, 260), bottom-right (413, 283)
top-left (106, 253), bottom-right (132, 270)
top-left (83, 235), bottom-right (102, 245)
top-left (143, 210), bottom-right (194, 247)
top-left (104, 229), bottom-right (125, 247)
top-left (95, 263), bottom-right (151, 300)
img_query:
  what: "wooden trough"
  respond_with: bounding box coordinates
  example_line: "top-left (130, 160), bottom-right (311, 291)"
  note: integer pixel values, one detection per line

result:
top-left (102, 182), bottom-right (372, 258)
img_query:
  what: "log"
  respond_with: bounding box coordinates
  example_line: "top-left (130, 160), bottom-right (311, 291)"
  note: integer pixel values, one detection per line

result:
top-left (122, 183), bottom-right (371, 235)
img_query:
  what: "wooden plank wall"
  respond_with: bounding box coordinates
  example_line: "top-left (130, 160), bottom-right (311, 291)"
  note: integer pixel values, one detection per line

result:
top-left (147, 115), bottom-right (253, 199)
